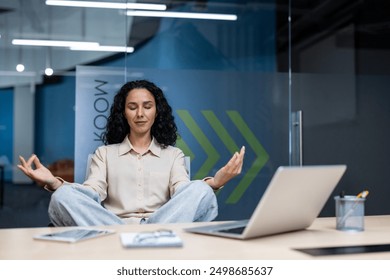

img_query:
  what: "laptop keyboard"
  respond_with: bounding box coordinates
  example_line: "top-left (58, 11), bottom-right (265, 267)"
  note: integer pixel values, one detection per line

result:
top-left (218, 226), bottom-right (246, 234)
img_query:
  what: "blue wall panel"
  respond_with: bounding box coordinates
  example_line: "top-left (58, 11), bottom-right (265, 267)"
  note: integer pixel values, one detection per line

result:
top-left (35, 76), bottom-right (76, 165)
top-left (0, 88), bottom-right (13, 181)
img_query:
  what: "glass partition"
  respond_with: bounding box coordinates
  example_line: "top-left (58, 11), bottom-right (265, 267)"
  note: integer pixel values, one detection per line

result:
top-left (289, 0), bottom-right (390, 216)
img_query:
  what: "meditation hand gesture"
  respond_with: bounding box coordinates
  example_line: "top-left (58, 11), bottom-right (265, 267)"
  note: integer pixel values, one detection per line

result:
top-left (17, 154), bottom-right (62, 191)
top-left (207, 146), bottom-right (245, 190)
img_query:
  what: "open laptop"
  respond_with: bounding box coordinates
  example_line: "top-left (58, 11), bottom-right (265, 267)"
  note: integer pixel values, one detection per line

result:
top-left (185, 165), bottom-right (347, 240)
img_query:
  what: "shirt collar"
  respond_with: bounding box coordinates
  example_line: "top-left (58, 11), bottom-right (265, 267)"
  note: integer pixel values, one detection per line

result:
top-left (118, 135), bottom-right (162, 157)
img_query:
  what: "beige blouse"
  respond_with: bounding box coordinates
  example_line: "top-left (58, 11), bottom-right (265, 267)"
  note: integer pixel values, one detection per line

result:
top-left (83, 136), bottom-right (190, 223)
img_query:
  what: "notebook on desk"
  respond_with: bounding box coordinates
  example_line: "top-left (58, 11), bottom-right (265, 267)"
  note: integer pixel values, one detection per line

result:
top-left (185, 165), bottom-right (347, 240)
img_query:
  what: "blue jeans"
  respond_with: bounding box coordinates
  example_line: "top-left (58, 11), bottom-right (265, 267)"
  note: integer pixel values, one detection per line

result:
top-left (48, 180), bottom-right (218, 226)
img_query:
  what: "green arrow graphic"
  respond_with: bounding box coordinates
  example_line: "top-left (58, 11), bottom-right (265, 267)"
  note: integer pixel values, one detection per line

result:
top-left (177, 110), bottom-right (220, 179)
top-left (175, 137), bottom-right (195, 161)
top-left (225, 111), bottom-right (269, 204)
top-left (202, 110), bottom-right (269, 203)
top-left (202, 110), bottom-right (239, 154)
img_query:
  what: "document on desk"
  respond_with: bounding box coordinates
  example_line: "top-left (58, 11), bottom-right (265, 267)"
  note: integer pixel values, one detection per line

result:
top-left (120, 230), bottom-right (183, 248)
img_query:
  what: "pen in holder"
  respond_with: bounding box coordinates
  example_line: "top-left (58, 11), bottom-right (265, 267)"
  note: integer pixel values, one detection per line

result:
top-left (335, 190), bottom-right (368, 232)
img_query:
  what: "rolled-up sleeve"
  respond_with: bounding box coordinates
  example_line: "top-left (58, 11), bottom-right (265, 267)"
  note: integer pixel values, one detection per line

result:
top-left (169, 149), bottom-right (190, 196)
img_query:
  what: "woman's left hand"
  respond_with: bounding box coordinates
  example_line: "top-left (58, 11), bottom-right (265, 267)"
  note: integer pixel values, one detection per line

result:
top-left (207, 146), bottom-right (245, 190)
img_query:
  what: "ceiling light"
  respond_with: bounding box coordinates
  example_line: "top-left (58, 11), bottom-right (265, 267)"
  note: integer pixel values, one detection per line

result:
top-left (45, 1), bottom-right (166, 11)
top-left (16, 64), bottom-right (25, 72)
top-left (12, 39), bottom-right (99, 48)
top-left (126, 10), bottom-right (238, 21)
top-left (45, 67), bottom-right (54, 76)
top-left (70, 45), bottom-right (134, 53)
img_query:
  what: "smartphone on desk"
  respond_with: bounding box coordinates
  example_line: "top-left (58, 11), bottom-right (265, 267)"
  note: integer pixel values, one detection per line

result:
top-left (33, 228), bottom-right (115, 243)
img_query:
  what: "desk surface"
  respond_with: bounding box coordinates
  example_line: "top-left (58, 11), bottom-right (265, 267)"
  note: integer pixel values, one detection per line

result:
top-left (1, 215), bottom-right (390, 260)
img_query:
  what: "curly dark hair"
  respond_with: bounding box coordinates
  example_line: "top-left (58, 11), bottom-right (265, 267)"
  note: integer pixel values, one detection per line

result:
top-left (103, 80), bottom-right (178, 147)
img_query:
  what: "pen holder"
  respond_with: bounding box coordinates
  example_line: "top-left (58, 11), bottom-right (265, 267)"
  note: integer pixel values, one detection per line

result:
top-left (334, 195), bottom-right (365, 232)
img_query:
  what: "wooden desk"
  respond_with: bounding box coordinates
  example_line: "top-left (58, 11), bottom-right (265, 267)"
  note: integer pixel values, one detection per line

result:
top-left (1, 215), bottom-right (390, 260)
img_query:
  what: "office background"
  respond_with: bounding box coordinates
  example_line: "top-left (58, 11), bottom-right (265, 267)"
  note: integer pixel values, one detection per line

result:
top-left (0, 0), bottom-right (389, 228)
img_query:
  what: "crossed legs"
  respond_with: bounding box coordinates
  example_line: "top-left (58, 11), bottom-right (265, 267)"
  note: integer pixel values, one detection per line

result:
top-left (48, 180), bottom-right (218, 226)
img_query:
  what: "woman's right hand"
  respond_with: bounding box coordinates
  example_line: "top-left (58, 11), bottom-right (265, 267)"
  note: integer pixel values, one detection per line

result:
top-left (17, 154), bottom-right (62, 191)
